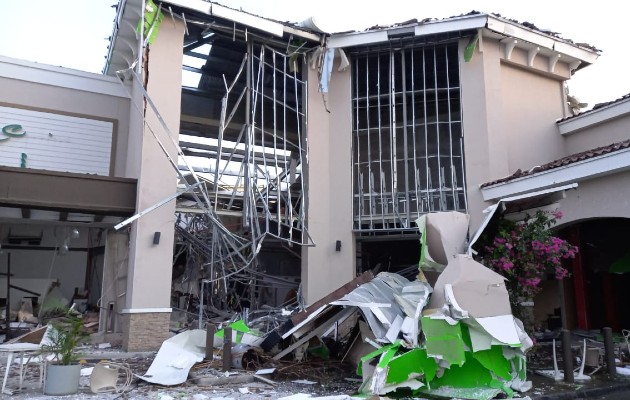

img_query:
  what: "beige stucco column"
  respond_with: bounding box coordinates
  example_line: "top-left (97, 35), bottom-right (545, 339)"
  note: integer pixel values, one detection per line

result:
top-left (121, 19), bottom-right (185, 351)
top-left (459, 38), bottom-right (509, 231)
top-left (301, 57), bottom-right (355, 304)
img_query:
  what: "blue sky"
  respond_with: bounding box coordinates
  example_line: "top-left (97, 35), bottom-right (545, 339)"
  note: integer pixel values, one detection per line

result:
top-left (0, 0), bottom-right (627, 108)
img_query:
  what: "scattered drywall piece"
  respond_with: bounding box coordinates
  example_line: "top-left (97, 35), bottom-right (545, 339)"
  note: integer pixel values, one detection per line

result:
top-left (428, 255), bottom-right (511, 319)
top-left (416, 214), bottom-right (447, 271)
top-left (431, 352), bottom-right (495, 389)
top-left (292, 379), bottom-right (317, 385)
top-left (240, 332), bottom-right (264, 347)
top-left (255, 368), bottom-right (276, 375)
top-left (510, 377), bottom-right (532, 392)
top-left (385, 348), bottom-right (438, 386)
top-left (475, 315), bottom-right (521, 347)
top-left (278, 396), bottom-right (353, 400)
top-left (399, 316), bottom-right (418, 347)
top-left (471, 346), bottom-right (513, 381)
top-left (444, 284), bottom-right (469, 319)
top-left (421, 317), bottom-right (466, 366)
top-left (419, 386), bottom-right (503, 400)
top-left (424, 212), bottom-right (470, 265)
top-left (139, 330), bottom-right (205, 385)
top-left (381, 378), bottom-right (424, 394)
top-left (514, 317), bottom-right (534, 351)
top-left (468, 326), bottom-right (493, 352)
top-left (345, 321), bottom-right (377, 369)
top-left (357, 342), bottom-right (400, 394)
top-left (384, 315), bottom-right (404, 344)
top-left (278, 394), bottom-right (313, 400)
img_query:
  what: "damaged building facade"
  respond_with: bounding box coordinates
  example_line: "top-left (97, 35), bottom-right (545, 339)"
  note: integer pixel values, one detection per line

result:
top-left (4, 0), bottom-right (627, 351)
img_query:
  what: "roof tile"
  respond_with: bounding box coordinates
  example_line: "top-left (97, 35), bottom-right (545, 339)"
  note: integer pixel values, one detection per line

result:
top-left (480, 138), bottom-right (630, 188)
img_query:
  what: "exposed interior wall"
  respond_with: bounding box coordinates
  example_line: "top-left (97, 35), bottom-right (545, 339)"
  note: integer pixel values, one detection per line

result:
top-left (564, 112), bottom-right (630, 155)
top-left (533, 280), bottom-right (563, 330)
top-left (0, 224), bottom-right (96, 311)
top-left (0, 62), bottom-right (132, 178)
top-left (302, 57), bottom-right (355, 304)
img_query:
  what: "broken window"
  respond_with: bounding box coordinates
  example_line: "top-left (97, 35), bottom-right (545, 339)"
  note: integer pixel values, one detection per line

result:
top-left (351, 42), bottom-right (467, 233)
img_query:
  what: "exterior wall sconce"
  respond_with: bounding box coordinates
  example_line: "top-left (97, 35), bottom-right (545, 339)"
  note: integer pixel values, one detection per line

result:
top-left (335, 240), bottom-right (342, 252)
top-left (153, 231), bottom-right (161, 245)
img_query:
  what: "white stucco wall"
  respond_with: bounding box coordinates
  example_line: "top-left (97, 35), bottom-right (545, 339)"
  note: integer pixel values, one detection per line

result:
top-left (460, 37), bottom-right (572, 230)
top-left (563, 112), bottom-right (630, 155)
top-left (556, 171), bottom-right (630, 227)
top-left (301, 57), bottom-right (355, 304)
top-left (124, 19), bottom-right (185, 310)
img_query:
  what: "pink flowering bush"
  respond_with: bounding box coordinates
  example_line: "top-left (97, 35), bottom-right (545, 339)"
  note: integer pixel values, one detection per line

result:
top-left (478, 209), bottom-right (577, 307)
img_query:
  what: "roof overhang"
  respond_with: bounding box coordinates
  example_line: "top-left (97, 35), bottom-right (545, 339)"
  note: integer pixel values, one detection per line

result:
top-left (326, 13), bottom-right (598, 69)
top-left (558, 96), bottom-right (630, 135)
top-left (480, 146), bottom-right (630, 201)
top-left (469, 183), bottom-right (577, 255)
top-left (106, 0), bottom-right (321, 75)
top-left (326, 13), bottom-right (489, 48)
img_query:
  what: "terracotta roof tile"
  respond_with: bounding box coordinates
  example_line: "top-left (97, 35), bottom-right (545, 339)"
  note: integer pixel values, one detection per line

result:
top-left (480, 138), bottom-right (630, 188)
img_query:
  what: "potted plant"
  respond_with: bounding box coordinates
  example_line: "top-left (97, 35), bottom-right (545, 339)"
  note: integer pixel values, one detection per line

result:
top-left (40, 309), bottom-right (89, 395)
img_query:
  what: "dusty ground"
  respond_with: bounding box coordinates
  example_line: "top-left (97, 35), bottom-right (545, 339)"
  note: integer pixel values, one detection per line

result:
top-left (0, 346), bottom-right (360, 399)
top-left (3, 342), bottom-right (627, 399)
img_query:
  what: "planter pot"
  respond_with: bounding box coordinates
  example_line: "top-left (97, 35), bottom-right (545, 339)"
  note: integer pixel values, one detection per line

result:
top-left (44, 363), bottom-right (81, 395)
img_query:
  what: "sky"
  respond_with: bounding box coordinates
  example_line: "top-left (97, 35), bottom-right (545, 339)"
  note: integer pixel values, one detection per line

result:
top-left (0, 0), bottom-right (628, 109)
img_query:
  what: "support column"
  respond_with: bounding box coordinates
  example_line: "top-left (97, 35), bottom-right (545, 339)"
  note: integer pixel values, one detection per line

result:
top-left (122, 17), bottom-right (185, 351)
top-left (301, 56), bottom-right (355, 304)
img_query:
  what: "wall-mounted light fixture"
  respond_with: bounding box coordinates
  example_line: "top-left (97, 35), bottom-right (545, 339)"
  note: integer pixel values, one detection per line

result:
top-left (153, 231), bottom-right (161, 245)
top-left (335, 240), bottom-right (342, 252)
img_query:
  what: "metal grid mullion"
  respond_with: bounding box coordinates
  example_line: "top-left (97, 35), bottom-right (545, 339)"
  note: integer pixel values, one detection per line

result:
top-left (353, 56), bottom-right (362, 230)
top-left (422, 48), bottom-right (431, 212)
top-left (444, 43), bottom-right (457, 210)
top-left (410, 48), bottom-right (420, 216)
top-left (401, 49), bottom-right (411, 226)
top-left (433, 46), bottom-right (444, 211)
top-left (389, 51), bottom-right (397, 229)
top-left (366, 54), bottom-right (374, 230)
top-left (377, 53), bottom-right (386, 228)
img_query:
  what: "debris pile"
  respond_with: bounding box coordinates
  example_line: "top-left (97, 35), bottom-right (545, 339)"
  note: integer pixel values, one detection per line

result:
top-left (144, 211), bottom-right (533, 399)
